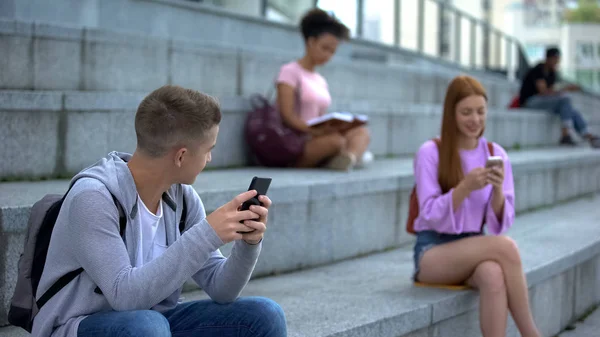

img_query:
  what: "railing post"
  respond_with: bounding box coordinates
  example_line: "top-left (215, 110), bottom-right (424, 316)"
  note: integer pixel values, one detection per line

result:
top-left (356, 0), bottom-right (364, 37)
top-left (506, 37), bottom-right (514, 80)
top-left (483, 23), bottom-right (490, 70)
top-left (454, 10), bottom-right (461, 65)
top-left (496, 30), bottom-right (502, 70)
top-left (437, 1), bottom-right (444, 58)
top-left (260, 0), bottom-right (268, 17)
top-left (394, 0), bottom-right (401, 46)
top-left (417, 0), bottom-right (425, 53)
top-left (470, 18), bottom-right (476, 68)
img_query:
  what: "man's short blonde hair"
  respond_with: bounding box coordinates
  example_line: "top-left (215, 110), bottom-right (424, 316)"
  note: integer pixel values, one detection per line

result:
top-left (135, 85), bottom-right (221, 157)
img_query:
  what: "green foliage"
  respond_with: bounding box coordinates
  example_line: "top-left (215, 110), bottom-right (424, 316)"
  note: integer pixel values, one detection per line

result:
top-left (564, 0), bottom-right (600, 23)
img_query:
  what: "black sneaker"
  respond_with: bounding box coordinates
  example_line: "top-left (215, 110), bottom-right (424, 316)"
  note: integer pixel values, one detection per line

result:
top-left (560, 135), bottom-right (577, 146)
top-left (589, 135), bottom-right (600, 149)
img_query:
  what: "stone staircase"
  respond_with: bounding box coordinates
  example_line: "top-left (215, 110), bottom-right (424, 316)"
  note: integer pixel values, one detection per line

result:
top-left (1, 11), bottom-right (600, 337)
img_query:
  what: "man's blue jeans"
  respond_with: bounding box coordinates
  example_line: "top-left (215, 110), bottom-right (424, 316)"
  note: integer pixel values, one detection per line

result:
top-left (524, 94), bottom-right (588, 136)
top-left (77, 297), bottom-right (287, 337)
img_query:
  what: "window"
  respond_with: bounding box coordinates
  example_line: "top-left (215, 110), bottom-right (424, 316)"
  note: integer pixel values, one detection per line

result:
top-left (362, 0), bottom-right (394, 44)
top-left (524, 44), bottom-right (547, 63)
top-left (524, 8), bottom-right (552, 27)
top-left (439, 11), bottom-right (452, 58)
top-left (317, 0), bottom-right (358, 37)
top-left (575, 42), bottom-right (594, 66)
top-left (575, 69), bottom-right (594, 87)
top-left (522, 0), bottom-right (564, 27)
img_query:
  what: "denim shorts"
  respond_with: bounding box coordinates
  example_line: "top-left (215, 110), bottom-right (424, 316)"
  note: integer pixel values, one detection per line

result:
top-left (412, 230), bottom-right (482, 281)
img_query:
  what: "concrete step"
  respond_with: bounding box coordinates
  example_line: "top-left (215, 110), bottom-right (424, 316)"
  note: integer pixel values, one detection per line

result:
top-left (559, 306), bottom-right (600, 337)
top-left (1, 147), bottom-right (600, 326)
top-left (3, 89), bottom-right (592, 180)
top-left (4, 17), bottom-right (600, 115)
top-left (183, 194), bottom-right (600, 337)
top-left (1, 194), bottom-right (600, 337)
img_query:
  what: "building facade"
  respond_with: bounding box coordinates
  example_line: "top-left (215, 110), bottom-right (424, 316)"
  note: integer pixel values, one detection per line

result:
top-left (506, 0), bottom-right (600, 90)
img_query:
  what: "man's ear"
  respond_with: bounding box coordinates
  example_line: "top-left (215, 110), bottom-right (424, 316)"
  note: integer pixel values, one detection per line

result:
top-left (174, 147), bottom-right (187, 168)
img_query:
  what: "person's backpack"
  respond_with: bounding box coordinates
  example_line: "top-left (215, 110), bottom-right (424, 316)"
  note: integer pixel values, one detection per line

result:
top-left (245, 94), bottom-right (306, 167)
top-left (405, 138), bottom-right (495, 234)
top-left (8, 185), bottom-right (188, 332)
top-left (508, 95), bottom-right (521, 109)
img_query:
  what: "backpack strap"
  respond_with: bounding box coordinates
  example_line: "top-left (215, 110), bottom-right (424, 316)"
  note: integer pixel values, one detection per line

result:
top-left (179, 194), bottom-right (187, 234)
top-left (36, 268), bottom-right (84, 309)
top-left (487, 141), bottom-right (495, 156)
top-left (160, 191), bottom-right (187, 234)
top-left (37, 192), bottom-right (125, 308)
top-left (111, 194), bottom-right (127, 238)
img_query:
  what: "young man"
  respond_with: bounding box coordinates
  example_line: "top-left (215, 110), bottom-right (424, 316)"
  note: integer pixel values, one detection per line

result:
top-left (519, 47), bottom-right (599, 148)
top-left (31, 85), bottom-right (287, 337)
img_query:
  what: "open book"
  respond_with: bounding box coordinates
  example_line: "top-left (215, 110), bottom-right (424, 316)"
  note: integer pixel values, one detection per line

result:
top-left (306, 112), bottom-right (368, 129)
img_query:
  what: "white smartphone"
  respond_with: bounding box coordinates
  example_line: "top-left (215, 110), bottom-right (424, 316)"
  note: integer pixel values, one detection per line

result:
top-left (486, 156), bottom-right (503, 168)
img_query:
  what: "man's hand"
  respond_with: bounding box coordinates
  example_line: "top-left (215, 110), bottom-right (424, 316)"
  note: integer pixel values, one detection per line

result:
top-left (563, 84), bottom-right (581, 92)
top-left (205, 190), bottom-right (261, 244)
top-left (241, 195), bottom-right (271, 245)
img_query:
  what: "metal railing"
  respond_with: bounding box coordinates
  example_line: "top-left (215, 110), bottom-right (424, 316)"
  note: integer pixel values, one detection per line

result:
top-left (290, 0), bottom-right (532, 81)
top-left (345, 0), bottom-right (531, 81)
top-left (186, 0), bottom-right (600, 96)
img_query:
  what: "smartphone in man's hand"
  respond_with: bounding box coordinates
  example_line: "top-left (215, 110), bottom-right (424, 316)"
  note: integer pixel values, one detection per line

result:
top-left (237, 176), bottom-right (272, 233)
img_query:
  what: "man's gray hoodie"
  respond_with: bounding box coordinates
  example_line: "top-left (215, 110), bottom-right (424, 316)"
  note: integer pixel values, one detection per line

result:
top-left (32, 152), bottom-right (262, 337)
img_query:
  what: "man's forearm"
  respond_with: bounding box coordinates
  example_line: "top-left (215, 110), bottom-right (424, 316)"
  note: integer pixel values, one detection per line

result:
top-left (194, 241), bottom-right (261, 303)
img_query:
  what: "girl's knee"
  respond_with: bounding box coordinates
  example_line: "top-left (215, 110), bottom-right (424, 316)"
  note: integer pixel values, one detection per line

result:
top-left (348, 126), bottom-right (370, 140)
top-left (359, 126), bottom-right (371, 144)
top-left (493, 236), bottom-right (521, 265)
top-left (328, 132), bottom-right (346, 151)
top-left (472, 261), bottom-right (505, 294)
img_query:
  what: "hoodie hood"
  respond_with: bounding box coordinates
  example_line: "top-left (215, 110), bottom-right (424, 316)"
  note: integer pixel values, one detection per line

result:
top-left (69, 151), bottom-right (138, 219)
top-left (68, 151), bottom-right (181, 265)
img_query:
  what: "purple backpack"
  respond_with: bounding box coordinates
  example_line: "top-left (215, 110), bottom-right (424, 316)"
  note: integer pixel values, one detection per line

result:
top-left (245, 85), bottom-right (306, 167)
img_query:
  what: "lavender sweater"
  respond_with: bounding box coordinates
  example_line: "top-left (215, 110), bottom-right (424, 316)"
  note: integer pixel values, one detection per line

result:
top-left (413, 137), bottom-right (515, 235)
top-left (32, 152), bottom-right (262, 337)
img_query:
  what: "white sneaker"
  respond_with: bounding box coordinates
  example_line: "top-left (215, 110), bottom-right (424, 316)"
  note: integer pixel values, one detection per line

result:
top-left (355, 151), bottom-right (374, 168)
top-left (324, 152), bottom-right (356, 171)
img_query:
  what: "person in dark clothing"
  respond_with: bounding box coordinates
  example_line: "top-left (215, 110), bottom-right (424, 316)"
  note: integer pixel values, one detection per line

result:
top-left (519, 47), bottom-right (599, 148)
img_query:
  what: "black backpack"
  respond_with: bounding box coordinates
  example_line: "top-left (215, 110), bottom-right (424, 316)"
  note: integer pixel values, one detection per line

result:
top-left (8, 187), bottom-right (187, 332)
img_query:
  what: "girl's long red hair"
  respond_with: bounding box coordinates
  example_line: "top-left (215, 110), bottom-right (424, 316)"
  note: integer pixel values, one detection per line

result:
top-left (438, 76), bottom-right (488, 193)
